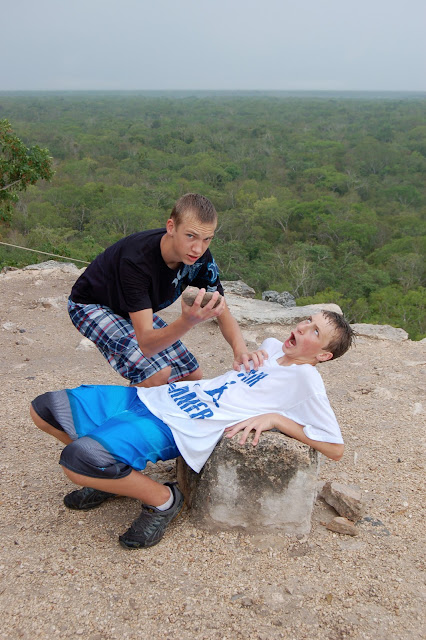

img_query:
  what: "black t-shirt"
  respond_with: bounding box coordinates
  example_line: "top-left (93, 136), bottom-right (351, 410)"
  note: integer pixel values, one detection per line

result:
top-left (70, 228), bottom-right (224, 318)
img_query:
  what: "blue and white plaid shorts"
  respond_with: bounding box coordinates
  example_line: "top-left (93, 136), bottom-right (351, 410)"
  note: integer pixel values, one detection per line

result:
top-left (68, 298), bottom-right (199, 384)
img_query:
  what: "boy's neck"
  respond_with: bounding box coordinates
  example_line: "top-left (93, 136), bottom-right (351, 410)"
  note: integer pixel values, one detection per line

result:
top-left (160, 233), bottom-right (182, 270)
top-left (277, 354), bottom-right (316, 367)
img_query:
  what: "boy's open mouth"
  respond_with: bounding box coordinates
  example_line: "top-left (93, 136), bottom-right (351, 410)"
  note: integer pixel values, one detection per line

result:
top-left (285, 331), bottom-right (296, 348)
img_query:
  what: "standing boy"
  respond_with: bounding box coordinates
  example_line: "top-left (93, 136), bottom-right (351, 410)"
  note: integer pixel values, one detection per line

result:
top-left (69, 193), bottom-right (255, 388)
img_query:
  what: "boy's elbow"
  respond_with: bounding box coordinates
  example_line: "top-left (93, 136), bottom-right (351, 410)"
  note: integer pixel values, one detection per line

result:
top-left (136, 335), bottom-right (153, 358)
top-left (329, 444), bottom-right (344, 461)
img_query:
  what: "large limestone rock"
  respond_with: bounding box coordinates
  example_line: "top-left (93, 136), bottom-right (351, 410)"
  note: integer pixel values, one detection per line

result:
top-left (224, 296), bottom-right (342, 326)
top-left (351, 323), bottom-right (408, 342)
top-left (22, 260), bottom-right (82, 274)
top-left (177, 431), bottom-right (319, 535)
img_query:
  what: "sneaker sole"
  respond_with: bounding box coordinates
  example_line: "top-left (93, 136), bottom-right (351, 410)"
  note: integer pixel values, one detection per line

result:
top-left (64, 495), bottom-right (118, 511)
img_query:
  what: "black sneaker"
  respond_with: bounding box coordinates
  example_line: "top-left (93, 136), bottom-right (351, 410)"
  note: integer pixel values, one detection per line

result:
top-left (64, 487), bottom-right (117, 511)
top-left (119, 483), bottom-right (184, 549)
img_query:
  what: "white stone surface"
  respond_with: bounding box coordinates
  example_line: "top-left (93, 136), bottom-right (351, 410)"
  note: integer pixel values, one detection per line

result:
top-left (224, 296), bottom-right (342, 326)
top-left (351, 323), bottom-right (409, 341)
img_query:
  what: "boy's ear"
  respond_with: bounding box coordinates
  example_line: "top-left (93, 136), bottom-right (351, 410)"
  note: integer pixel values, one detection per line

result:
top-left (316, 351), bottom-right (333, 363)
top-left (166, 218), bottom-right (175, 235)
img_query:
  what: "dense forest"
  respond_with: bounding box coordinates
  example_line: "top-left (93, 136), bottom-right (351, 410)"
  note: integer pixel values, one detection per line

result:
top-left (0, 92), bottom-right (424, 339)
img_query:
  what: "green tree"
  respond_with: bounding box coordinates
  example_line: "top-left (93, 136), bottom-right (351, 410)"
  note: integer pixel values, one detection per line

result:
top-left (0, 119), bottom-right (54, 223)
top-left (369, 286), bottom-right (426, 340)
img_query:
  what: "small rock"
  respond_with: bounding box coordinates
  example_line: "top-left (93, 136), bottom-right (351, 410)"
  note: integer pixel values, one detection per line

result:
top-left (413, 403), bottom-right (423, 415)
top-left (222, 280), bottom-right (256, 298)
top-left (39, 295), bottom-right (67, 309)
top-left (15, 336), bottom-right (33, 346)
top-left (1, 266), bottom-right (19, 273)
top-left (76, 338), bottom-right (96, 351)
top-left (338, 539), bottom-right (364, 551)
top-left (320, 481), bottom-right (364, 521)
top-left (372, 387), bottom-right (393, 400)
top-left (262, 290), bottom-right (296, 307)
top-left (325, 516), bottom-right (358, 536)
top-left (182, 287), bottom-right (222, 308)
top-left (231, 593), bottom-right (244, 602)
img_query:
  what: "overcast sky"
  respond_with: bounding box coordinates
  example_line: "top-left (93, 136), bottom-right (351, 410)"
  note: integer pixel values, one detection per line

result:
top-left (2, 0), bottom-right (425, 92)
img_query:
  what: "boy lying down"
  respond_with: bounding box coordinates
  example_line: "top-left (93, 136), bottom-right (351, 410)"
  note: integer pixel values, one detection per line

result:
top-left (30, 311), bottom-right (355, 550)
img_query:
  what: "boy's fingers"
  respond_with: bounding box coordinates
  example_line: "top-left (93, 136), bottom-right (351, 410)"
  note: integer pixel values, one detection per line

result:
top-left (202, 290), bottom-right (218, 309)
top-left (252, 426), bottom-right (263, 446)
top-left (195, 288), bottom-right (206, 305)
top-left (239, 423), bottom-right (256, 445)
top-left (241, 354), bottom-right (251, 372)
top-left (250, 353), bottom-right (259, 369)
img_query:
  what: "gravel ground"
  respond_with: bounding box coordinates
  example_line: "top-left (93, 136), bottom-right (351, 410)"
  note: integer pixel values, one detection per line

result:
top-left (0, 266), bottom-right (425, 640)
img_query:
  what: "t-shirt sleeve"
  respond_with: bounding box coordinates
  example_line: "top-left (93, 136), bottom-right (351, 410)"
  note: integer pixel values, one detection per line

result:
top-left (284, 394), bottom-right (344, 444)
top-left (118, 258), bottom-right (153, 312)
top-left (189, 252), bottom-right (224, 295)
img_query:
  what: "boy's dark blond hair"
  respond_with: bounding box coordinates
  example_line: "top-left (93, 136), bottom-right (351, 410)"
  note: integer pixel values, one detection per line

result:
top-left (170, 193), bottom-right (217, 227)
top-left (321, 311), bottom-right (356, 360)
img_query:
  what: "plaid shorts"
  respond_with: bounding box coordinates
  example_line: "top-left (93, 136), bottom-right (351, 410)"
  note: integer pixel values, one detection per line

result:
top-left (68, 298), bottom-right (199, 384)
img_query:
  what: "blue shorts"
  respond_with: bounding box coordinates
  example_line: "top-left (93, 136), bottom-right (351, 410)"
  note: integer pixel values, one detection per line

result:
top-left (68, 298), bottom-right (199, 384)
top-left (32, 386), bottom-right (180, 480)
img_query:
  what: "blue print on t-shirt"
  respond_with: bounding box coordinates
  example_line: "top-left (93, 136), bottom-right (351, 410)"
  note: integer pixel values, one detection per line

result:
top-left (172, 263), bottom-right (204, 290)
top-left (168, 383), bottom-right (214, 419)
top-left (204, 381), bottom-right (236, 407)
top-left (206, 259), bottom-right (219, 285)
top-left (237, 370), bottom-right (268, 387)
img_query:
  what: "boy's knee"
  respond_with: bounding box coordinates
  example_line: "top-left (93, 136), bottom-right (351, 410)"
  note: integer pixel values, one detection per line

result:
top-left (183, 368), bottom-right (203, 381)
top-left (60, 439), bottom-right (96, 479)
top-left (30, 401), bottom-right (50, 431)
top-left (60, 437), bottom-right (130, 480)
top-left (29, 403), bottom-right (40, 426)
top-left (135, 366), bottom-right (172, 388)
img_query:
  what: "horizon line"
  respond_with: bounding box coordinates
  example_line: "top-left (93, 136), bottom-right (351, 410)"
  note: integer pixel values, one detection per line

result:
top-left (1, 88), bottom-right (425, 94)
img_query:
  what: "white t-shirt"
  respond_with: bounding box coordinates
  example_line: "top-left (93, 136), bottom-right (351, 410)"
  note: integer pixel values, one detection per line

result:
top-left (137, 338), bottom-right (343, 472)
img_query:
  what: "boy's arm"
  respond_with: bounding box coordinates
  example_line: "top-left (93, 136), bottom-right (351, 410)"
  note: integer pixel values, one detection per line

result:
top-left (130, 289), bottom-right (226, 358)
top-left (224, 414), bottom-right (344, 461)
top-left (216, 303), bottom-right (266, 371)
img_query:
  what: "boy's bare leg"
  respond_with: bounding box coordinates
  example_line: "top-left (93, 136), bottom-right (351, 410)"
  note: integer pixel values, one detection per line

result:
top-left (30, 405), bottom-right (72, 445)
top-left (133, 364), bottom-right (203, 387)
top-left (133, 366), bottom-right (172, 388)
top-left (62, 467), bottom-right (171, 507)
top-left (179, 368), bottom-right (203, 381)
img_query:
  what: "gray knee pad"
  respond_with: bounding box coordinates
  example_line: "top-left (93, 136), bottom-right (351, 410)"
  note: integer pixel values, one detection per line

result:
top-left (60, 437), bottom-right (132, 479)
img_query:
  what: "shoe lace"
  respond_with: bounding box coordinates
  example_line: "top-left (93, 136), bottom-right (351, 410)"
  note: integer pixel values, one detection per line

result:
top-left (79, 486), bottom-right (97, 497)
top-left (127, 505), bottom-right (164, 536)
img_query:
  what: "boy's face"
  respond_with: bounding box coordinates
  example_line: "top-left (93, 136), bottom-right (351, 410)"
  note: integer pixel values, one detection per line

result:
top-left (166, 211), bottom-right (217, 265)
top-left (283, 313), bottom-right (335, 364)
